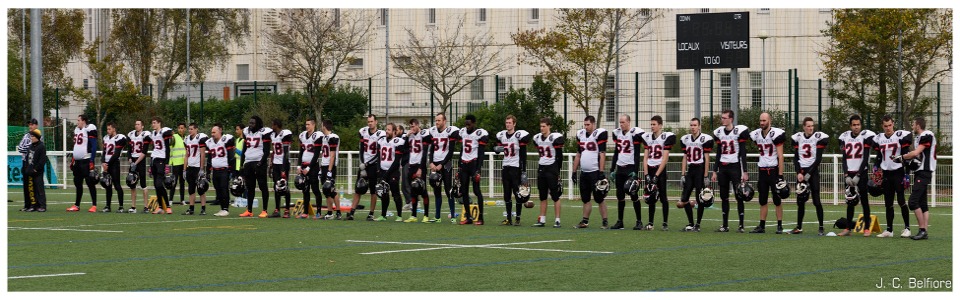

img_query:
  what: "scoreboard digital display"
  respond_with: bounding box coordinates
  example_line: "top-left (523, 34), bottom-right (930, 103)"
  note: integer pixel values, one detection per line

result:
top-left (676, 12), bottom-right (750, 69)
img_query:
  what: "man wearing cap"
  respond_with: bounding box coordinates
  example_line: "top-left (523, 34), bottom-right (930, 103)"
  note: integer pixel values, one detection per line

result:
top-left (17, 119), bottom-right (41, 211)
top-left (24, 129), bottom-right (48, 212)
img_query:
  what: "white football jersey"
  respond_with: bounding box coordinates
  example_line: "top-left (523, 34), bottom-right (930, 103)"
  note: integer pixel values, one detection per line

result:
top-left (750, 127), bottom-right (787, 168)
top-left (102, 134), bottom-right (128, 163)
top-left (713, 125), bottom-right (750, 164)
top-left (299, 131), bottom-right (323, 166)
top-left (184, 133), bottom-right (210, 167)
top-left (127, 130), bottom-right (152, 159)
top-left (320, 132), bottom-right (340, 167)
top-left (270, 129), bottom-right (293, 165)
top-left (838, 130), bottom-right (877, 173)
top-left (72, 124), bottom-right (98, 160)
top-left (377, 136), bottom-right (406, 171)
top-left (458, 128), bottom-right (489, 162)
top-left (242, 127), bottom-right (274, 163)
top-left (533, 132), bottom-right (565, 167)
top-left (612, 127), bottom-right (644, 167)
top-left (791, 132), bottom-right (829, 169)
top-left (406, 130), bottom-right (430, 165)
top-left (359, 127), bottom-right (386, 164)
top-left (428, 125), bottom-right (460, 163)
top-left (150, 127), bottom-right (173, 159)
top-left (576, 128), bottom-right (608, 172)
top-left (680, 133), bottom-right (715, 165)
top-left (913, 130), bottom-right (937, 172)
top-left (872, 130), bottom-right (912, 171)
top-left (205, 134), bottom-right (235, 169)
top-left (641, 131), bottom-right (676, 168)
top-left (496, 130), bottom-right (531, 168)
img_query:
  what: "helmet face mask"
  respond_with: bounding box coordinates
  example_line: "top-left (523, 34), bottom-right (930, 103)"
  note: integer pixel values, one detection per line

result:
top-left (796, 182), bottom-right (810, 204)
top-left (229, 177), bottom-right (245, 197)
top-left (698, 187), bottom-right (714, 207)
top-left (375, 180), bottom-right (389, 198)
top-left (429, 171), bottom-right (442, 189)
top-left (99, 173), bottom-right (112, 189)
top-left (276, 178), bottom-right (289, 195)
top-left (844, 185), bottom-right (859, 206)
top-left (643, 177), bottom-right (658, 205)
top-left (197, 174), bottom-right (209, 195)
top-left (593, 178), bottom-right (610, 200)
top-left (735, 182), bottom-right (755, 202)
top-left (411, 178), bottom-right (425, 194)
top-left (126, 172), bottom-right (139, 189)
top-left (164, 172), bottom-right (177, 190)
top-left (775, 179), bottom-right (790, 200)
top-left (294, 174), bottom-right (307, 190)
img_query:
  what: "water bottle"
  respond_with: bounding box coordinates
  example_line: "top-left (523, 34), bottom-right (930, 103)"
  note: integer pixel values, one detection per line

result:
top-left (387, 211), bottom-right (394, 217)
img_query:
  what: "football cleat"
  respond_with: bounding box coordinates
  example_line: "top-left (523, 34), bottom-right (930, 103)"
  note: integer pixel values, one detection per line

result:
top-left (715, 226), bottom-right (730, 232)
top-left (610, 220), bottom-right (624, 230)
top-left (900, 228), bottom-right (912, 238)
top-left (749, 226), bottom-right (765, 233)
top-left (789, 228), bottom-right (804, 234)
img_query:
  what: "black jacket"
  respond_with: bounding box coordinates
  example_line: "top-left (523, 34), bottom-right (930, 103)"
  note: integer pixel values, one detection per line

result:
top-left (24, 141), bottom-right (47, 177)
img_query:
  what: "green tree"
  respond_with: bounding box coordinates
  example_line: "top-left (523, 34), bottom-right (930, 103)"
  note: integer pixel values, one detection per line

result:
top-left (110, 9), bottom-right (250, 100)
top-left (74, 38), bottom-right (150, 135)
top-left (454, 76), bottom-right (572, 143)
top-left (512, 8), bottom-right (662, 127)
top-left (821, 9), bottom-right (952, 129)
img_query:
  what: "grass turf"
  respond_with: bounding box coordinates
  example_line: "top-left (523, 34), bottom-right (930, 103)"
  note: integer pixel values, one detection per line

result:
top-left (6, 190), bottom-right (952, 292)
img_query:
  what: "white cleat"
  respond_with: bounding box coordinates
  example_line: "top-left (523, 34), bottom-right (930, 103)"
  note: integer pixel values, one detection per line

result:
top-left (900, 228), bottom-right (912, 238)
top-left (214, 210), bottom-right (230, 217)
top-left (876, 230), bottom-right (893, 238)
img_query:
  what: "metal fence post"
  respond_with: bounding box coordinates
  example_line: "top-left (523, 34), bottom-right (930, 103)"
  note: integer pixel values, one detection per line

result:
top-left (833, 155), bottom-right (839, 205)
top-left (635, 72), bottom-right (639, 126)
top-left (931, 169), bottom-right (936, 207)
top-left (818, 78), bottom-right (822, 127)
top-left (793, 70), bottom-right (799, 132)
top-left (788, 69), bottom-right (792, 123)
top-left (494, 74), bottom-right (499, 103)
top-left (347, 152), bottom-right (353, 193)
top-left (488, 152), bottom-right (494, 197)
top-left (567, 153), bottom-right (574, 200)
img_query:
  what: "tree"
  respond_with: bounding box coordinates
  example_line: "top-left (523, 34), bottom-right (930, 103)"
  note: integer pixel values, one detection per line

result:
top-left (73, 38), bottom-right (150, 135)
top-left (391, 14), bottom-right (512, 114)
top-left (821, 9), bottom-right (952, 129)
top-left (7, 9), bottom-right (85, 122)
top-left (262, 8), bottom-right (375, 122)
top-left (513, 8), bottom-right (662, 127)
top-left (454, 76), bottom-right (572, 142)
top-left (110, 9), bottom-right (250, 100)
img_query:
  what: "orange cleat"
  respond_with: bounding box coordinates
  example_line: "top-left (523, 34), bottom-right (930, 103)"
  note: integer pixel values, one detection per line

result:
top-left (87, 206), bottom-right (98, 213)
top-left (165, 208), bottom-right (173, 214)
top-left (258, 210), bottom-right (268, 218)
top-left (239, 210), bottom-right (254, 217)
top-left (67, 205), bottom-right (80, 212)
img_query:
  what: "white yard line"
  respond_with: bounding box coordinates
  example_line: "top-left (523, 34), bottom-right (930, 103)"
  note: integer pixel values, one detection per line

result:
top-left (9, 272), bottom-right (86, 279)
top-left (9, 227), bottom-right (123, 233)
top-left (349, 239), bottom-right (612, 255)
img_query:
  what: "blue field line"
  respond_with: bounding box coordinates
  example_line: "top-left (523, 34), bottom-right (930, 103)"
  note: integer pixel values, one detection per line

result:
top-left (649, 256), bottom-right (952, 291)
top-left (137, 235), bottom-right (816, 291)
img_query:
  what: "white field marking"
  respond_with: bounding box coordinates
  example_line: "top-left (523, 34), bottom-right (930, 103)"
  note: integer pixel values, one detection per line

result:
top-left (348, 239), bottom-right (614, 255)
top-left (9, 272), bottom-right (86, 279)
top-left (8, 227), bottom-right (123, 233)
top-left (7, 218), bottom-right (65, 222)
top-left (9, 218), bottom-right (232, 229)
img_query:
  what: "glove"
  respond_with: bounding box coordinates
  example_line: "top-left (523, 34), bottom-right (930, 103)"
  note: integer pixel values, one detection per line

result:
top-left (165, 166), bottom-right (171, 175)
top-left (493, 145), bottom-right (505, 154)
top-left (520, 173), bottom-right (528, 185)
top-left (359, 168), bottom-right (368, 178)
top-left (704, 176), bottom-right (710, 187)
top-left (359, 163), bottom-right (366, 170)
top-left (797, 173), bottom-right (805, 182)
top-left (598, 171), bottom-right (605, 180)
top-left (902, 174), bottom-right (910, 189)
top-left (474, 171), bottom-right (481, 183)
top-left (851, 175), bottom-right (860, 186)
top-left (281, 171), bottom-right (287, 179)
top-left (609, 172), bottom-right (616, 181)
top-left (326, 171), bottom-right (332, 179)
top-left (681, 174), bottom-right (687, 187)
top-left (844, 176), bottom-right (853, 186)
top-left (652, 175), bottom-right (659, 184)
top-left (89, 161), bottom-right (95, 171)
top-left (199, 171), bottom-right (206, 179)
top-left (130, 164), bottom-right (137, 173)
top-left (571, 172), bottom-right (579, 184)
top-left (891, 155), bottom-right (904, 164)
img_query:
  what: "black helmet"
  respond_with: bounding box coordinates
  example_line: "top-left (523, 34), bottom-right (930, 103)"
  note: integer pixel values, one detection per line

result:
top-left (775, 178), bottom-right (790, 200)
top-left (698, 187), bottom-right (715, 208)
top-left (451, 173), bottom-right (463, 202)
top-left (410, 178), bottom-right (426, 194)
top-left (126, 172), bottom-right (139, 189)
top-left (275, 178), bottom-right (289, 196)
top-left (593, 178), bottom-right (610, 200)
top-left (375, 180), bottom-right (389, 198)
top-left (868, 167), bottom-right (884, 197)
top-left (99, 172), bottom-right (112, 189)
top-left (87, 168), bottom-right (101, 185)
top-left (355, 177), bottom-right (369, 195)
top-left (164, 172), bottom-right (176, 190)
top-left (735, 182), bottom-right (755, 202)
top-left (624, 178), bottom-right (641, 197)
top-left (844, 185), bottom-right (859, 206)
top-left (643, 174), bottom-right (658, 205)
top-left (294, 173), bottom-right (307, 190)
top-left (429, 171), bottom-right (442, 188)
top-left (197, 174), bottom-right (209, 195)
top-left (229, 176), bottom-right (245, 197)
top-left (796, 182), bottom-right (810, 204)
top-left (516, 184), bottom-right (531, 203)
top-left (322, 179), bottom-right (337, 198)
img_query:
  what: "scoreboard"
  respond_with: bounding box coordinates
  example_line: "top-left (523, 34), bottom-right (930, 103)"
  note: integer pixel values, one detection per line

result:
top-left (676, 12), bottom-right (750, 69)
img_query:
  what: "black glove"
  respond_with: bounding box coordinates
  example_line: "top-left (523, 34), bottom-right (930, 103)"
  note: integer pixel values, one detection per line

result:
top-left (130, 164), bottom-right (137, 173)
top-left (681, 174), bottom-right (687, 187)
top-left (571, 172), bottom-right (579, 184)
top-left (891, 155), bottom-right (904, 164)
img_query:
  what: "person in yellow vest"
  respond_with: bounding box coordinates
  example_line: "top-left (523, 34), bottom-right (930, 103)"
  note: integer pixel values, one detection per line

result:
top-left (234, 124), bottom-right (245, 172)
top-left (170, 122), bottom-right (187, 205)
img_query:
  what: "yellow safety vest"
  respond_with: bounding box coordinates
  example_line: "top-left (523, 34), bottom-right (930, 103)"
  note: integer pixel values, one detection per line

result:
top-left (170, 133), bottom-right (186, 166)
top-left (234, 136), bottom-right (244, 171)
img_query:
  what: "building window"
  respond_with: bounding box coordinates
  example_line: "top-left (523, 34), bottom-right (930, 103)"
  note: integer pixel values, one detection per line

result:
top-left (478, 8), bottom-right (487, 23)
top-left (333, 8), bottom-right (340, 27)
top-left (819, 8), bottom-right (832, 13)
top-left (237, 64), bottom-right (249, 81)
top-left (497, 76), bottom-right (511, 101)
top-left (380, 8), bottom-right (388, 26)
top-left (759, 8), bottom-right (770, 14)
top-left (720, 73), bottom-right (731, 110)
top-left (531, 8), bottom-right (539, 20)
top-left (349, 58), bottom-right (363, 69)
top-left (664, 74), bottom-right (680, 98)
top-left (470, 78), bottom-right (484, 100)
top-left (427, 8), bottom-right (436, 25)
top-left (750, 72), bottom-right (762, 108)
top-left (666, 101), bottom-right (680, 123)
top-left (640, 9), bottom-right (651, 18)
top-left (700, 8), bottom-right (710, 13)
top-left (605, 75), bottom-right (616, 123)
top-left (83, 78), bottom-right (89, 90)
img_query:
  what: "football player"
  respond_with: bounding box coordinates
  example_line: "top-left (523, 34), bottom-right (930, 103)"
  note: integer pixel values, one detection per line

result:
top-left (748, 112), bottom-right (787, 234)
top-left (573, 116), bottom-right (609, 229)
top-left (318, 119), bottom-right (341, 220)
top-left (182, 123), bottom-right (209, 215)
top-left (269, 119), bottom-right (293, 218)
top-left (403, 118), bottom-right (432, 223)
top-left (679, 117), bottom-right (713, 232)
top-left (428, 113), bottom-right (460, 223)
top-left (298, 119), bottom-right (323, 219)
top-left (711, 109), bottom-right (750, 233)
top-left (455, 114), bottom-right (489, 225)
top-left (495, 115), bottom-right (531, 226)
top-left (531, 118), bottom-right (565, 228)
top-left (206, 124), bottom-right (236, 217)
top-left (641, 115), bottom-right (675, 231)
top-left (837, 114), bottom-right (876, 237)
top-left (900, 117), bottom-right (936, 240)
top-left (149, 117), bottom-right (174, 214)
top-left (100, 122), bottom-right (128, 212)
top-left (872, 115), bottom-right (913, 238)
top-left (349, 114), bottom-right (385, 220)
top-left (127, 120), bottom-right (151, 213)
top-left (374, 123), bottom-right (407, 221)
top-left (790, 117), bottom-right (830, 235)
top-left (68, 115), bottom-right (99, 212)
top-left (240, 116), bottom-right (273, 218)
top-left (610, 114), bottom-right (644, 230)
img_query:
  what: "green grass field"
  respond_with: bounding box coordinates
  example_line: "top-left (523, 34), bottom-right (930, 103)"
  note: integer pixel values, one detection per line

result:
top-left (7, 189), bottom-right (952, 292)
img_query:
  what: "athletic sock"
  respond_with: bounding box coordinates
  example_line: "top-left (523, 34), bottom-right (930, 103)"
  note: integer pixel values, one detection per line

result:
top-left (760, 220), bottom-right (766, 227)
top-left (617, 201), bottom-right (626, 220)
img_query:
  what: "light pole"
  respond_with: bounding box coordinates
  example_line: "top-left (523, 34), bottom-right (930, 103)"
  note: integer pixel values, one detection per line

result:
top-left (758, 30), bottom-right (768, 110)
